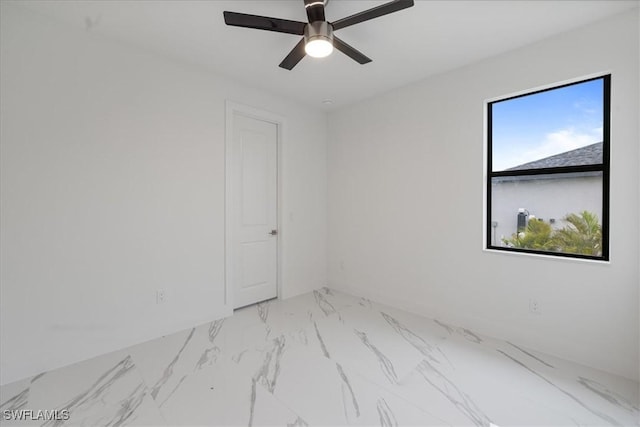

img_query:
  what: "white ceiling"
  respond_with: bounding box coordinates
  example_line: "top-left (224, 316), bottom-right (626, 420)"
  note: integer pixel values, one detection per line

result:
top-left (11, 0), bottom-right (639, 110)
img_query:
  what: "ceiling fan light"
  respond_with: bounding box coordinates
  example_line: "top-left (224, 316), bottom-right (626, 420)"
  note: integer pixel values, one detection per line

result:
top-left (304, 21), bottom-right (334, 58)
top-left (305, 37), bottom-right (333, 58)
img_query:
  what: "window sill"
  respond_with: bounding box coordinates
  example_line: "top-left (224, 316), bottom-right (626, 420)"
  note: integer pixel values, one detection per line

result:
top-left (483, 246), bottom-right (610, 265)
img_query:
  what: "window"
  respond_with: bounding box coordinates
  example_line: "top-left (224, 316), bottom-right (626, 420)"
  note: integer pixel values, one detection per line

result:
top-left (486, 75), bottom-right (610, 260)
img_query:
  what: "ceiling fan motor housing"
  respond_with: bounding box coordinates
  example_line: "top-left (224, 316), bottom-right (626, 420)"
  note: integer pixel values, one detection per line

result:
top-left (304, 21), bottom-right (334, 46)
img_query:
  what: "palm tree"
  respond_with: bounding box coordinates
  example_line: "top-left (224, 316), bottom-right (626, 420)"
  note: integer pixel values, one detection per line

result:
top-left (502, 218), bottom-right (554, 251)
top-left (551, 211), bottom-right (602, 256)
top-left (502, 211), bottom-right (602, 256)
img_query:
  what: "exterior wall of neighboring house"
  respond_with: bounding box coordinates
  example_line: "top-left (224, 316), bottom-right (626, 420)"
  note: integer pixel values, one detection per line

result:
top-left (491, 172), bottom-right (602, 246)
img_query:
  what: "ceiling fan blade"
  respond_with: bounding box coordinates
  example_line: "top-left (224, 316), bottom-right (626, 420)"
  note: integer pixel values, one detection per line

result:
top-left (279, 38), bottom-right (307, 70)
top-left (331, 0), bottom-right (414, 31)
top-left (304, 0), bottom-right (326, 23)
top-left (223, 11), bottom-right (306, 35)
top-left (333, 36), bottom-right (372, 64)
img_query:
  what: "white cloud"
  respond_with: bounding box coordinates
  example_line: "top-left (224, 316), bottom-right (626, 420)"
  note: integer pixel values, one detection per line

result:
top-left (572, 100), bottom-right (597, 115)
top-left (496, 127), bottom-right (601, 170)
top-left (528, 127), bottom-right (600, 159)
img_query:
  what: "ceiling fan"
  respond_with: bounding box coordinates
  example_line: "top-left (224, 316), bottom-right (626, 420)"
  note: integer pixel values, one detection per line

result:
top-left (223, 0), bottom-right (415, 70)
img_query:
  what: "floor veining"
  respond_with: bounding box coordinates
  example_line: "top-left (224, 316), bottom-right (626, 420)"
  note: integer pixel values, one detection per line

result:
top-left (1, 288), bottom-right (638, 426)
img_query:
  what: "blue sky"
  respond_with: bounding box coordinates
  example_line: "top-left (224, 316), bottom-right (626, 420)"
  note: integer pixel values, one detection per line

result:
top-left (491, 78), bottom-right (604, 171)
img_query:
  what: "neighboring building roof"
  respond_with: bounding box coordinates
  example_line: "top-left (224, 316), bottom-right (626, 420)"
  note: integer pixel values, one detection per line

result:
top-left (506, 142), bottom-right (603, 171)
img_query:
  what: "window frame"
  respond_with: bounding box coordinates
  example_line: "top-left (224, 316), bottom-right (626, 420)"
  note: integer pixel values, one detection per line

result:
top-left (485, 74), bottom-right (611, 261)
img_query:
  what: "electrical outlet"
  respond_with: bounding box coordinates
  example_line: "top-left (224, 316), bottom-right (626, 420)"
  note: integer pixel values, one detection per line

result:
top-left (529, 298), bottom-right (541, 315)
top-left (156, 289), bottom-right (166, 304)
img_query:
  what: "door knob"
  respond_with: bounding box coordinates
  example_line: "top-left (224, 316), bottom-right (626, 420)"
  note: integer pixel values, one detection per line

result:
top-left (269, 229), bottom-right (278, 236)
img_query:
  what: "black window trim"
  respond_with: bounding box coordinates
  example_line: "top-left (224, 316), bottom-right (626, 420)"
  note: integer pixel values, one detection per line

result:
top-left (486, 74), bottom-right (611, 261)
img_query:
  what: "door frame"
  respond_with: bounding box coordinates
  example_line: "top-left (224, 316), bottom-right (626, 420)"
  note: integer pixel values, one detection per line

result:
top-left (224, 101), bottom-right (285, 309)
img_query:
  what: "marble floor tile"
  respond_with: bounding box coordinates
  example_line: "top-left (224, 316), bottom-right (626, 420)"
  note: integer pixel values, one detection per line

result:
top-left (305, 307), bottom-right (426, 389)
top-left (152, 345), bottom-right (305, 427)
top-left (0, 349), bottom-right (165, 426)
top-left (1, 287), bottom-right (638, 427)
top-left (263, 335), bottom-right (449, 426)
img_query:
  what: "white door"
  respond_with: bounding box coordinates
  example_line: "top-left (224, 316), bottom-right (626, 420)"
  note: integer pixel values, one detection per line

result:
top-left (230, 113), bottom-right (278, 309)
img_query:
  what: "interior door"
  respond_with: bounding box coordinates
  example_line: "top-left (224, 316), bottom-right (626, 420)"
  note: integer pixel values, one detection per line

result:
top-left (230, 113), bottom-right (278, 309)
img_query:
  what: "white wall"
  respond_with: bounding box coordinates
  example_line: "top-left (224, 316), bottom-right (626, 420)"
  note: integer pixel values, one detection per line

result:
top-left (0, 4), bottom-right (327, 385)
top-left (328, 10), bottom-right (639, 380)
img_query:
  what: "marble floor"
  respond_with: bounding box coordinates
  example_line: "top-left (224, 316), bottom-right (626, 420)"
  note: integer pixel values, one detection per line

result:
top-left (1, 288), bottom-right (638, 427)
